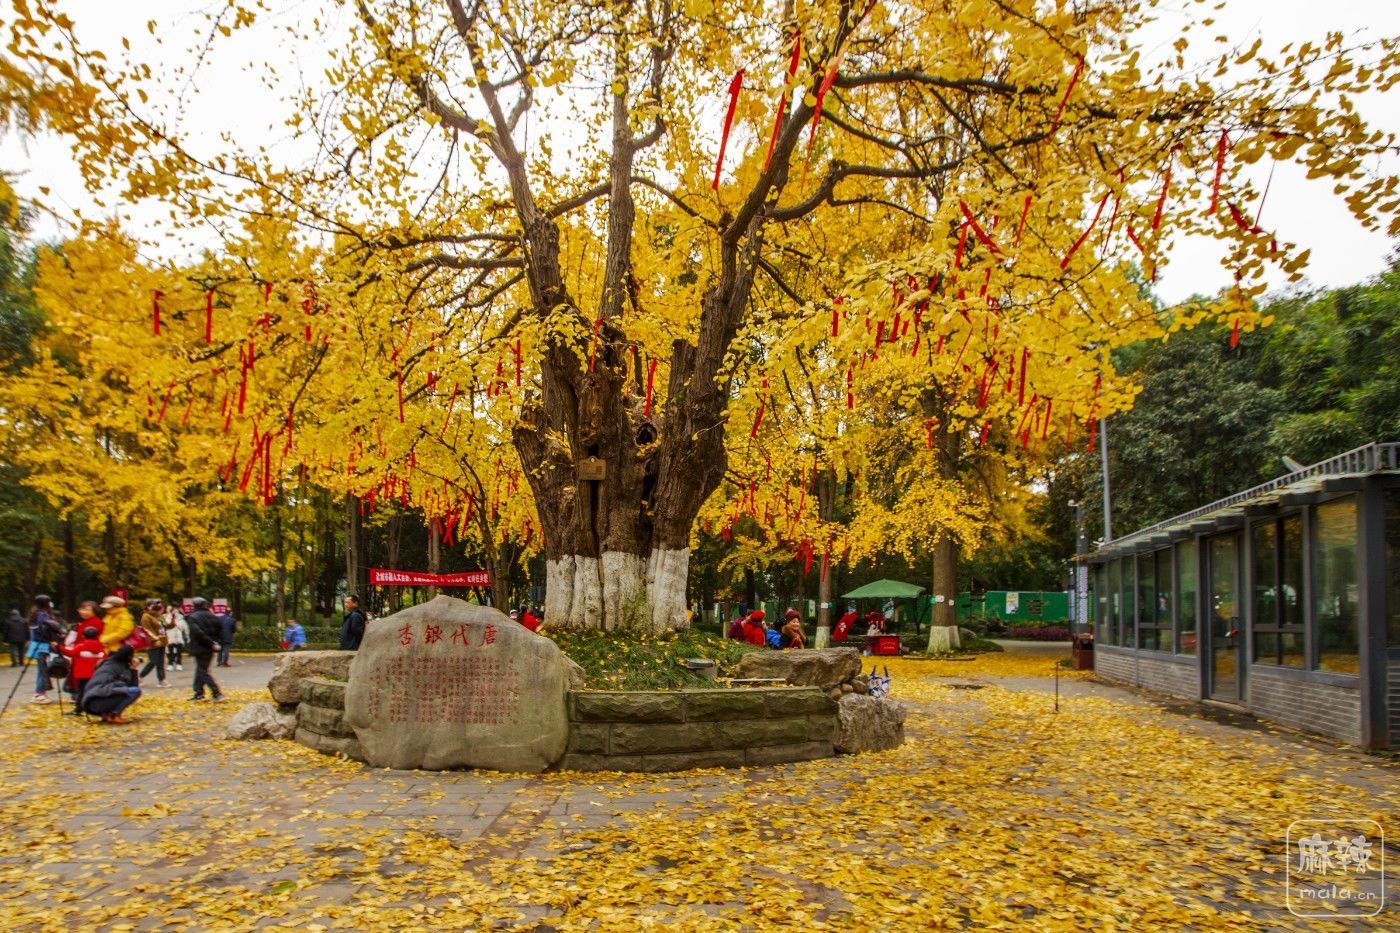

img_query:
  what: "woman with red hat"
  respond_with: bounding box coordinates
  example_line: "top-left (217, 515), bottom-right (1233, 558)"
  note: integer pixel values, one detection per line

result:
top-left (741, 610), bottom-right (768, 646)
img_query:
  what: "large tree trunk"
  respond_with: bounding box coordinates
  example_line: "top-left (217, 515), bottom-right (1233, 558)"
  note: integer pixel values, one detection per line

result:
top-left (345, 493), bottom-right (362, 600)
top-left (929, 416), bottom-right (962, 629)
top-left (814, 468), bottom-right (837, 648)
top-left (62, 519), bottom-right (76, 621)
top-left (272, 503), bottom-right (287, 625)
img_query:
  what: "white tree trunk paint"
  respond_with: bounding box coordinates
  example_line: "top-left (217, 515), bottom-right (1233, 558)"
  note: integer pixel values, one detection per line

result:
top-left (814, 626), bottom-right (830, 649)
top-left (547, 548), bottom-right (690, 631)
top-left (646, 546), bottom-right (690, 632)
top-left (601, 550), bottom-right (646, 630)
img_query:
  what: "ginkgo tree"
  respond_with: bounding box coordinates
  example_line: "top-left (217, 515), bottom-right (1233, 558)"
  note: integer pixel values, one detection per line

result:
top-left (11, 0), bottom-right (1399, 631)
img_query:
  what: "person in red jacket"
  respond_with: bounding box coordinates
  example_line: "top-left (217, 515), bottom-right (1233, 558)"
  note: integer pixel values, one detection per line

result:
top-left (833, 605), bottom-right (857, 642)
top-left (741, 610), bottom-right (768, 646)
top-left (519, 606), bottom-right (541, 632)
top-left (61, 625), bottom-right (106, 715)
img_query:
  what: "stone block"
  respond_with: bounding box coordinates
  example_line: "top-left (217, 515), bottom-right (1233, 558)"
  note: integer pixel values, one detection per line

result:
top-left (728, 648), bottom-right (862, 690)
top-left (764, 688), bottom-right (839, 717)
top-left (226, 702), bottom-right (297, 740)
top-left (298, 703), bottom-right (355, 739)
top-left (343, 597), bottom-right (570, 773)
top-left (806, 714), bottom-right (839, 743)
top-left (294, 726), bottom-right (364, 762)
top-left (299, 677), bottom-right (347, 710)
top-left (681, 689), bottom-right (768, 721)
top-left (637, 750), bottom-right (746, 772)
top-left (268, 650), bottom-right (355, 705)
top-left (717, 717), bottom-right (810, 748)
top-left (566, 722), bottom-right (610, 754)
top-left (834, 694), bottom-right (907, 753)
top-left (557, 753), bottom-right (645, 773)
top-left (570, 691), bottom-right (685, 723)
top-left (608, 721), bottom-right (719, 755)
top-left (744, 741), bottom-right (834, 767)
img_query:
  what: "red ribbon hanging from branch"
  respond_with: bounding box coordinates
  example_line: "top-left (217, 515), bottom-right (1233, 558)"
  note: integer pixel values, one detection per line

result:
top-left (1048, 54), bottom-right (1085, 137)
top-left (204, 289), bottom-right (214, 343)
top-left (806, 57), bottom-right (842, 154)
top-left (152, 290), bottom-right (164, 336)
top-left (1210, 130), bottom-right (1230, 215)
top-left (1152, 149), bottom-right (1180, 231)
top-left (396, 369), bottom-right (405, 423)
top-left (712, 69), bottom-right (745, 190)
top-left (644, 359), bottom-right (657, 416)
top-left (1060, 192), bottom-right (1110, 270)
top-left (959, 201), bottom-right (1002, 256)
top-left (440, 382), bottom-right (459, 437)
top-left (762, 31), bottom-right (802, 173)
top-left (1014, 193), bottom-right (1033, 247)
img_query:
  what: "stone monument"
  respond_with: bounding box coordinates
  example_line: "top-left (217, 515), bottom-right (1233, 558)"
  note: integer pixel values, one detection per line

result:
top-left (342, 596), bottom-right (570, 772)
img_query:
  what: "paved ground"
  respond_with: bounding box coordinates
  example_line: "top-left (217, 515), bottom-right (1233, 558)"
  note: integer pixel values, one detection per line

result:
top-left (0, 651), bottom-right (1396, 930)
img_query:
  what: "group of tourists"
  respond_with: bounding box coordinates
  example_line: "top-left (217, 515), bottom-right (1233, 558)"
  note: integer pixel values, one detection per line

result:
top-left (11, 593), bottom-right (236, 722)
top-left (726, 608), bottom-right (807, 649)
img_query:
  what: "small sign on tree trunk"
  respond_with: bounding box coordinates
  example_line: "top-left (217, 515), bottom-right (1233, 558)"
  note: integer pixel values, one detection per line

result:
top-left (578, 457), bottom-right (606, 481)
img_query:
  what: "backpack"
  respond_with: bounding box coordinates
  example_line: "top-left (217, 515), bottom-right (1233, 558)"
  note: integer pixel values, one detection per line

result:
top-left (126, 626), bottom-right (152, 651)
top-left (46, 652), bottom-right (70, 680)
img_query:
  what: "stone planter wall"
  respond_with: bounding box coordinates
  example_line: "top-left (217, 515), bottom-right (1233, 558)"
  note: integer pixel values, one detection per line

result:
top-left (560, 687), bottom-right (839, 772)
top-left (294, 677), bottom-right (364, 761)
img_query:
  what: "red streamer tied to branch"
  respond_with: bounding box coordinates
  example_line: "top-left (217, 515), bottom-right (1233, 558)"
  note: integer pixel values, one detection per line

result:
top-left (1048, 54), bottom-right (1085, 136)
top-left (712, 69), bottom-right (745, 190)
top-left (1060, 192), bottom-right (1110, 271)
top-left (959, 201), bottom-right (1002, 256)
top-left (763, 32), bottom-right (802, 173)
top-left (1210, 130), bottom-right (1230, 215)
top-left (204, 289), bottom-right (214, 343)
top-left (644, 359), bottom-right (657, 416)
top-left (152, 290), bottom-right (164, 336)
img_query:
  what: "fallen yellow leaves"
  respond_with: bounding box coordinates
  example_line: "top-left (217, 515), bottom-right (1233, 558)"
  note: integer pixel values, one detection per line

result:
top-left (0, 658), bottom-right (1392, 931)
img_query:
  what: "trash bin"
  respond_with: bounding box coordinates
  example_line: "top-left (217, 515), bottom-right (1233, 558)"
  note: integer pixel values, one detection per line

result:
top-left (1071, 633), bottom-right (1094, 671)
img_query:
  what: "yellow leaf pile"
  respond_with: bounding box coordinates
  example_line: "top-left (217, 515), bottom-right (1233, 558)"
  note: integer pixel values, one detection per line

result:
top-left (1, 656), bottom-right (1394, 930)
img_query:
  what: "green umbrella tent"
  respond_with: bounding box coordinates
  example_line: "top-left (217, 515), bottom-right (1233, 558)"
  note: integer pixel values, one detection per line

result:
top-left (841, 579), bottom-right (928, 634)
top-left (841, 580), bottom-right (926, 599)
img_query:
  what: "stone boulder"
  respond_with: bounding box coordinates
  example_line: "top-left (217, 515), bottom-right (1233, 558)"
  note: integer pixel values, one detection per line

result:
top-left (267, 650), bottom-right (355, 705)
top-left (728, 647), bottom-right (862, 691)
top-left (563, 654), bottom-right (586, 690)
top-left (343, 596), bottom-right (570, 772)
top-left (226, 702), bottom-right (298, 740)
top-left (833, 694), bottom-right (907, 754)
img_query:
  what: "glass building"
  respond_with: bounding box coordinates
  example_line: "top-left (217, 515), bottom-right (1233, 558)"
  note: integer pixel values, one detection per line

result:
top-left (1086, 443), bottom-right (1400, 749)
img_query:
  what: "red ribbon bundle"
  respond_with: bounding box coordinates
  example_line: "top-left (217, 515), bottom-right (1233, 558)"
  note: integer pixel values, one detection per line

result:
top-left (152, 290), bottom-right (164, 336)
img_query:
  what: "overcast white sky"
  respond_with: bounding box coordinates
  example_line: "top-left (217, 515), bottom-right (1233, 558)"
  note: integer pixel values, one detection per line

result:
top-left (2, 1), bottom-right (1396, 304)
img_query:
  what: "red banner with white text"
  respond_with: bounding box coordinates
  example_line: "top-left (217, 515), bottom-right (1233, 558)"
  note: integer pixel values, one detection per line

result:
top-left (369, 568), bottom-right (491, 587)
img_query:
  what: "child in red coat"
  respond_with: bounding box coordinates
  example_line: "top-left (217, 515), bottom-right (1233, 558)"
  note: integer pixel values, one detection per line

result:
top-left (62, 626), bottom-right (106, 715)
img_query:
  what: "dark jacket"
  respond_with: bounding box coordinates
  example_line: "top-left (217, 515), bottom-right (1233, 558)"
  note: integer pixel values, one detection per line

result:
top-left (185, 609), bottom-right (222, 656)
top-left (217, 613), bottom-right (237, 642)
top-left (83, 654), bottom-right (138, 702)
top-left (5, 611), bottom-right (27, 643)
top-left (340, 608), bottom-right (366, 650)
top-left (28, 610), bottom-right (63, 647)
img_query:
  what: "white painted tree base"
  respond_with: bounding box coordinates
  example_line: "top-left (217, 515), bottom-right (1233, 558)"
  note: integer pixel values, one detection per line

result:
top-left (544, 548), bottom-right (691, 632)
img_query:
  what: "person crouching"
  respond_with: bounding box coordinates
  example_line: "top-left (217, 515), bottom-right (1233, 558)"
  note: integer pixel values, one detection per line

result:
top-left (62, 626), bottom-right (106, 715)
top-left (81, 645), bottom-right (142, 723)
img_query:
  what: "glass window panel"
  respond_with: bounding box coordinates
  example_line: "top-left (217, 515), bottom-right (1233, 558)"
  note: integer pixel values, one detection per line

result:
top-left (1279, 631), bottom-right (1306, 668)
top-left (1251, 522), bottom-right (1278, 663)
top-left (1314, 497), bottom-right (1359, 674)
top-left (1177, 539), bottom-right (1197, 655)
top-left (1280, 515), bottom-right (1304, 629)
top-left (1386, 489), bottom-right (1400, 648)
top-left (1109, 560), bottom-right (1120, 644)
top-left (1137, 553), bottom-right (1155, 649)
top-left (1119, 557), bottom-right (1135, 647)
